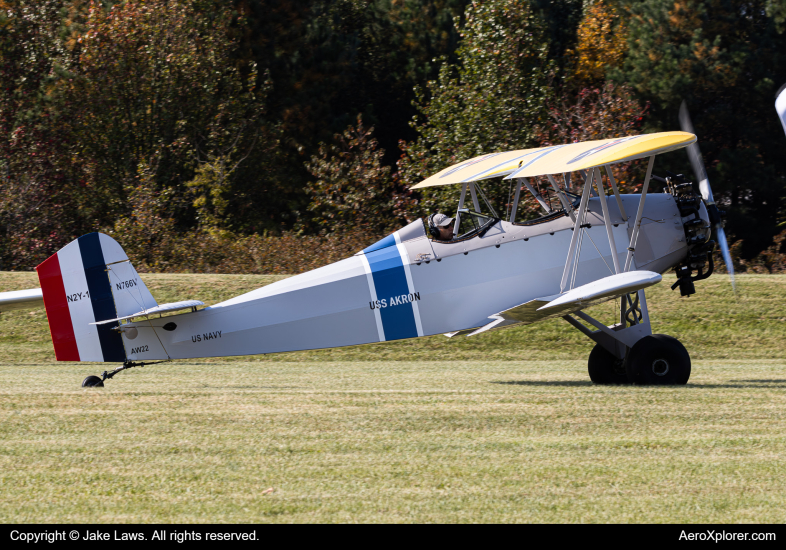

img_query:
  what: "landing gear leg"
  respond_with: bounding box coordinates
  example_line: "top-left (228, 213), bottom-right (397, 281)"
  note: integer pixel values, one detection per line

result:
top-left (563, 289), bottom-right (692, 385)
top-left (80, 360), bottom-right (166, 388)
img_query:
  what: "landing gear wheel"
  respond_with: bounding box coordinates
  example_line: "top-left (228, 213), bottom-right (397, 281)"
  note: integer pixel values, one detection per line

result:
top-left (625, 334), bottom-right (691, 385)
top-left (587, 343), bottom-right (629, 384)
top-left (81, 375), bottom-right (104, 388)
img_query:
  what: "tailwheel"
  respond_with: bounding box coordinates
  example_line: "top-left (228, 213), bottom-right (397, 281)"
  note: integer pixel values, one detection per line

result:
top-left (79, 360), bottom-right (167, 388)
top-left (587, 343), bottom-right (629, 384)
top-left (625, 334), bottom-right (691, 385)
top-left (81, 375), bottom-right (104, 388)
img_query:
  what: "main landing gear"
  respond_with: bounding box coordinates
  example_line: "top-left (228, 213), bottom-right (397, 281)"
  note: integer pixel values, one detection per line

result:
top-left (81, 360), bottom-right (166, 388)
top-left (564, 290), bottom-right (691, 385)
top-left (588, 334), bottom-right (691, 385)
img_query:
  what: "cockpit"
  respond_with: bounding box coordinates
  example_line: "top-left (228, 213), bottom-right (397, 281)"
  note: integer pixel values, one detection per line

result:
top-left (430, 176), bottom-right (583, 244)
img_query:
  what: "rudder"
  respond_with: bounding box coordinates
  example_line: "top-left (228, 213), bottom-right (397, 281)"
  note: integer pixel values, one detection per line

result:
top-left (36, 233), bottom-right (157, 362)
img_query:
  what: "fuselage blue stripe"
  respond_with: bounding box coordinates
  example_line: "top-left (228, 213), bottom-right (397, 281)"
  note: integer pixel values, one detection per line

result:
top-left (365, 245), bottom-right (418, 341)
top-left (363, 233), bottom-right (397, 254)
top-left (78, 233), bottom-right (126, 362)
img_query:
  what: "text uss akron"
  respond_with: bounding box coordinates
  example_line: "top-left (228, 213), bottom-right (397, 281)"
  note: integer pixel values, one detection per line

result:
top-left (370, 292), bottom-right (421, 310)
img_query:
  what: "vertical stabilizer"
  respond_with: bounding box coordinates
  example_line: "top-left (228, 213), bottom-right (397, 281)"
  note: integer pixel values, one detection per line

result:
top-left (35, 233), bottom-right (157, 362)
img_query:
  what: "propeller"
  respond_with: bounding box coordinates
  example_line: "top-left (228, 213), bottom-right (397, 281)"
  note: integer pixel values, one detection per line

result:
top-left (678, 100), bottom-right (736, 292)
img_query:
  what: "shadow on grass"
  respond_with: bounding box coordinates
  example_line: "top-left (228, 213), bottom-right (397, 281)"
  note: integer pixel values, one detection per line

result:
top-left (491, 380), bottom-right (593, 387)
top-left (687, 380), bottom-right (786, 388)
top-left (493, 380), bottom-right (786, 388)
top-left (197, 385), bottom-right (307, 390)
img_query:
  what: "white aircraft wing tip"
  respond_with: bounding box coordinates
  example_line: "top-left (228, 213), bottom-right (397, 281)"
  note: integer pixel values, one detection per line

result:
top-left (537, 271), bottom-right (662, 311)
top-left (0, 288), bottom-right (44, 312)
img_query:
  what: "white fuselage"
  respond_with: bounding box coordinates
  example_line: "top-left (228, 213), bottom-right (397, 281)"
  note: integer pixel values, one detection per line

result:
top-left (121, 194), bottom-right (695, 360)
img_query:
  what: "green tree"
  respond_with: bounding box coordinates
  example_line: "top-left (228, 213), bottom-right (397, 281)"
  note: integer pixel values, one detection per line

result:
top-left (236, 0), bottom-right (469, 154)
top-left (0, 0), bottom-right (82, 269)
top-left (766, 0), bottom-right (786, 33)
top-left (613, 0), bottom-right (786, 258)
top-left (305, 114), bottom-right (414, 235)
top-left (59, 0), bottom-right (279, 232)
top-left (397, 0), bottom-right (555, 216)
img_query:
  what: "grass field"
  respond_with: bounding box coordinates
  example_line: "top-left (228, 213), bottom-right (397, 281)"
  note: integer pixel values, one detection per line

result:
top-left (1, 272), bottom-right (785, 522)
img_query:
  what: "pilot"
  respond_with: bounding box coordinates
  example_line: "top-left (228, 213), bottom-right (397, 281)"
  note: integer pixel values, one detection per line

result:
top-left (428, 213), bottom-right (455, 241)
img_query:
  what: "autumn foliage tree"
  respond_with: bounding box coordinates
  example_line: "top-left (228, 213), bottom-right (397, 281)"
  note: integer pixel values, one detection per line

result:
top-left (535, 82), bottom-right (649, 195)
top-left (305, 115), bottom-right (414, 236)
top-left (0, 0), bottom-right (79, 269)
top-left (60, 0), bottom-right (276, 232)
top-left (570, 0), bottom-right (627, 84)
top-left (398, 0), bottom-right (555, 216)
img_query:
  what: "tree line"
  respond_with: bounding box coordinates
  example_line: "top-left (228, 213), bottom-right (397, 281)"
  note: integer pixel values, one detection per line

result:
top-left (1, 0), bottom-right (785, 273)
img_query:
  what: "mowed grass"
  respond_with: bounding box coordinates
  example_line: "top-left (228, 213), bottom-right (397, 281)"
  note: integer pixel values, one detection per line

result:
top-left (0, 272), bottom-right (785, 522)
top-left (1, 360), bottom-right (786, 523)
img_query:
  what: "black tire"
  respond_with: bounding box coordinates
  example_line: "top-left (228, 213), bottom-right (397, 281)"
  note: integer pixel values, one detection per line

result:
top-left (82, 375), bottom-right (104, 388)
top-left (625, 334), bottom-right (691, 385)
top-left (588, 343), bottom-right (629, 384)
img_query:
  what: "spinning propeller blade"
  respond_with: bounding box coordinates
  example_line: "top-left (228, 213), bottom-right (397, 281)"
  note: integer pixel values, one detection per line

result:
top-left (678, 102), bottom-right (713, 203)
top-left (678, 100), bottom-right (736, 292)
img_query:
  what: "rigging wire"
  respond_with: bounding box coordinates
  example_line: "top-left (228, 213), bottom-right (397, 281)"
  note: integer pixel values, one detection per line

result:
top-left (583, 230), bottom-right (615, 276)
top-left (506, 177), bottom-right (513, 221)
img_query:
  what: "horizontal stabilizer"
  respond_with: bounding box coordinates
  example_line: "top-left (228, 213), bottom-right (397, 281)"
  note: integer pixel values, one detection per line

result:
top-left (0, 288), bottom-right (43, 313)
top-left (91, 300), bottom-right (204, 325)
top-left (466, 271), bottom-right (661, 336)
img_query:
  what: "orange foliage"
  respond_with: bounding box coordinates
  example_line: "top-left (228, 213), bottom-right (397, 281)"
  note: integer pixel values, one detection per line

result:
top-left (572, 0), bottom-right (627, 83)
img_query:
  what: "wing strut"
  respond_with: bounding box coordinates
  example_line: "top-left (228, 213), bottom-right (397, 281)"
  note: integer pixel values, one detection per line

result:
top-left (469, 183), bottom-right (481, 212)
top-left (475, 182), bottom-right (499, 218)
top-left (624, 155), bottom-right (656, 272)
top-left (509, 179), bottom-right (523, 223)
top-left (547, 174), bottom-right (576, 222)
top-left (454, 182), bottom-right (468, 237)
top-left (521, 177), bottom-right (552, 214)
top-left (560, 171), bottom-right (593, 293)
top-left (593, 167), bottom-right (621, 274)
top-left (604, 166), bottom-right (628, 220)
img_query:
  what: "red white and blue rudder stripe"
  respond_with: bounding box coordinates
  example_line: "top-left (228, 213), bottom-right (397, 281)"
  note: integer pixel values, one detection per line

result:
top-left (36, 233), bottom-right (128, 362)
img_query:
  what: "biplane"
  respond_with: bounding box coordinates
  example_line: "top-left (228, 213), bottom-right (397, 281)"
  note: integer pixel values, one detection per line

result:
top-left (1, 105), bottom-right (735, 387)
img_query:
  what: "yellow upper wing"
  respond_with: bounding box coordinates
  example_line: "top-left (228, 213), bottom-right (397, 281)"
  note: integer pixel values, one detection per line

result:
top-left (410, 132), bottom-right (695, 189)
